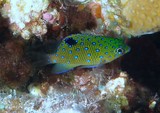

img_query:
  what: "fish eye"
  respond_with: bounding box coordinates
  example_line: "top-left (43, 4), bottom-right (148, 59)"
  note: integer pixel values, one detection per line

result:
top-left (116, 48), bottom-right (124, 54)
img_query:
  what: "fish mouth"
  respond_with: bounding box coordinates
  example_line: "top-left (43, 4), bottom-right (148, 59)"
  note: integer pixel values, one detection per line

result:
top-left (126, 46), bottom-right (131, 53)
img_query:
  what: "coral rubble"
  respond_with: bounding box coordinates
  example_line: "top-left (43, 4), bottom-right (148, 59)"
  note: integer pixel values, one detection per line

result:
top-left (0, 70), bottom-right (154, 113)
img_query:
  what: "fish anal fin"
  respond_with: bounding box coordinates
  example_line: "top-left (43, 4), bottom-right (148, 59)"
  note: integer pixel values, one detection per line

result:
top-left (80, 63), bottom-right (105, 69)
top-left (80, 65), bottom-right (98, 69)
top-left (51, 63), bottom-right (78, 74)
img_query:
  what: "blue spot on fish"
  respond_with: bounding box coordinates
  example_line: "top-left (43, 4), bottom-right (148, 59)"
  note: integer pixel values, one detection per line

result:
top-left (99, 56), bottom-right (103, 59)
top-left (105, 46), bottom-right (108, 49)
top-left (101, 38), bottom-right (104, 40)
top-left (74, 55), bottom-right (78, 59)
top-left (69, 50), bottom-right (72, 54)
top-left (80, 42), bottom-right (84, 46)
top-left (92, 42), bottom-right (96, 45)
top-left (84, 47), bottom-right (89, 51)
top-left (87, 53), bottom-right (91, 57)
top-left (96, 49), bottom-right (100, 52)
top-left (61, 56), bottom-right (64, 59)
top-left (99, 44), bottom-right (103, 46)
top-left (76, 48), bottom-right (80, 52)
top-left (87, 59), bottom-right (91, 63)
top-left (53, 60), bottom-right (57, 63)
top-left (68, 45), bottom-right (72, 48)
top-left (105, 52), bottom-right (108, 55)
top-left (87, 38), bottom-right (91, 41)
top-left (62, 48), bottom-right (65, 51)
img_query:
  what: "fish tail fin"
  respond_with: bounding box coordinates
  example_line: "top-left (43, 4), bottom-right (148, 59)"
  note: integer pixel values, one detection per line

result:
top-left (27, 52), bottom-right (52, 67)
top-left (26, 40), bottom-right (61, 68)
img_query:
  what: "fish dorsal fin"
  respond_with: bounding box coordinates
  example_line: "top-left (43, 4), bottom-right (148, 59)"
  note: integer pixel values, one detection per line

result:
top-left (51, 63), bottom-right (78, 74)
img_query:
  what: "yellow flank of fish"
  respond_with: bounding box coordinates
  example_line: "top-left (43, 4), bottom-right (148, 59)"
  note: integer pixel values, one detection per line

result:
top-left (47, 34), bottom-right (130, 74)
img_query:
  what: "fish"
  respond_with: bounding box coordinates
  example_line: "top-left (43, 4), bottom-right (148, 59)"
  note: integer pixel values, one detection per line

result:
top-left (36, 34), bottom-right (130, 74)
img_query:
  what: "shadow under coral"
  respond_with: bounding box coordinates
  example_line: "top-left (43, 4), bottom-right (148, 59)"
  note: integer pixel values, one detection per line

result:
top-left (121, 32), bottom-right (160, 93)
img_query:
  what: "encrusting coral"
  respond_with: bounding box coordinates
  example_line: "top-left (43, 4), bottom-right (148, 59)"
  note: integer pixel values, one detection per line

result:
top-left (122, 0), bottom-right (160, 36)
top-left (1, 0), bottom-right (160, 39)
top-left (0, 0), bottom-right (60, 39)
top-left (101, 0), bottom-right (160, 36)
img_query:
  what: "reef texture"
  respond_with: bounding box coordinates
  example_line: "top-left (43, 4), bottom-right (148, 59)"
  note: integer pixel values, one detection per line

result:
top-left (1, 0), bottom-right (160, 39)
top-left (122, 0), bottom-right (160, 36)
top-left (0, 0), bottom-right (160, 113)
top-left (101, 0), bottom-right (160, 36)
top-left (0, 38), bottom-right (32, 89)
top-left (0, 0), bottom-right (60, 39)
top-left (0, 70), bottom-right (154, 113)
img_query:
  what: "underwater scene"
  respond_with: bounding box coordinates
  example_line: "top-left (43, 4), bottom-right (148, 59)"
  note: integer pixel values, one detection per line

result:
top-left (0, 0), bottom-right (160, 113)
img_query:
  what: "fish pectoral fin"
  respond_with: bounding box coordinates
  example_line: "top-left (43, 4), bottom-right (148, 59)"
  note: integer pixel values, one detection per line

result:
top-left (51, 63), bottom-right (78, 74)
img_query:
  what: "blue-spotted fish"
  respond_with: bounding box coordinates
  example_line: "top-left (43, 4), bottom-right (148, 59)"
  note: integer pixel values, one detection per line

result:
top-left (38, 34), bottom-right (130, 74)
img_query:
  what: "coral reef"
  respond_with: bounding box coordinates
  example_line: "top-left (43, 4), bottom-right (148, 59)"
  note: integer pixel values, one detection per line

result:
top-left (81, 1), bottom-right (108, 35)
top-left (101, 0), bottom-right (160, 36)
top-left (0, 0), bottom-right (60, 39)
top-left (59, 0), bottom-right (91, 6)
top-left (0, 38), bottom-right (32, 89)
top-left (0, 69), bottom-right (154, 113)
top-left (1, 0), bottom-right (160, 39)
top-left (63, 5), bottom-right (97, 34)
top-left (0, 0), bottom-right (160, 113)
top-left (122, 0), bottom-right (160, 36)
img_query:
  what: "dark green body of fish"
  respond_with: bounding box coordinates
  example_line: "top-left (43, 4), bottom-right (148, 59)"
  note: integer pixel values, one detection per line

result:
top-left (45, 34), bottom-right (130, 74)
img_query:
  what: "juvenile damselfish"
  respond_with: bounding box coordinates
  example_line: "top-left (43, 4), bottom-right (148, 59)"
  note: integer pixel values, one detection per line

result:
top-left (42, 34), bottom-right (130, 74)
